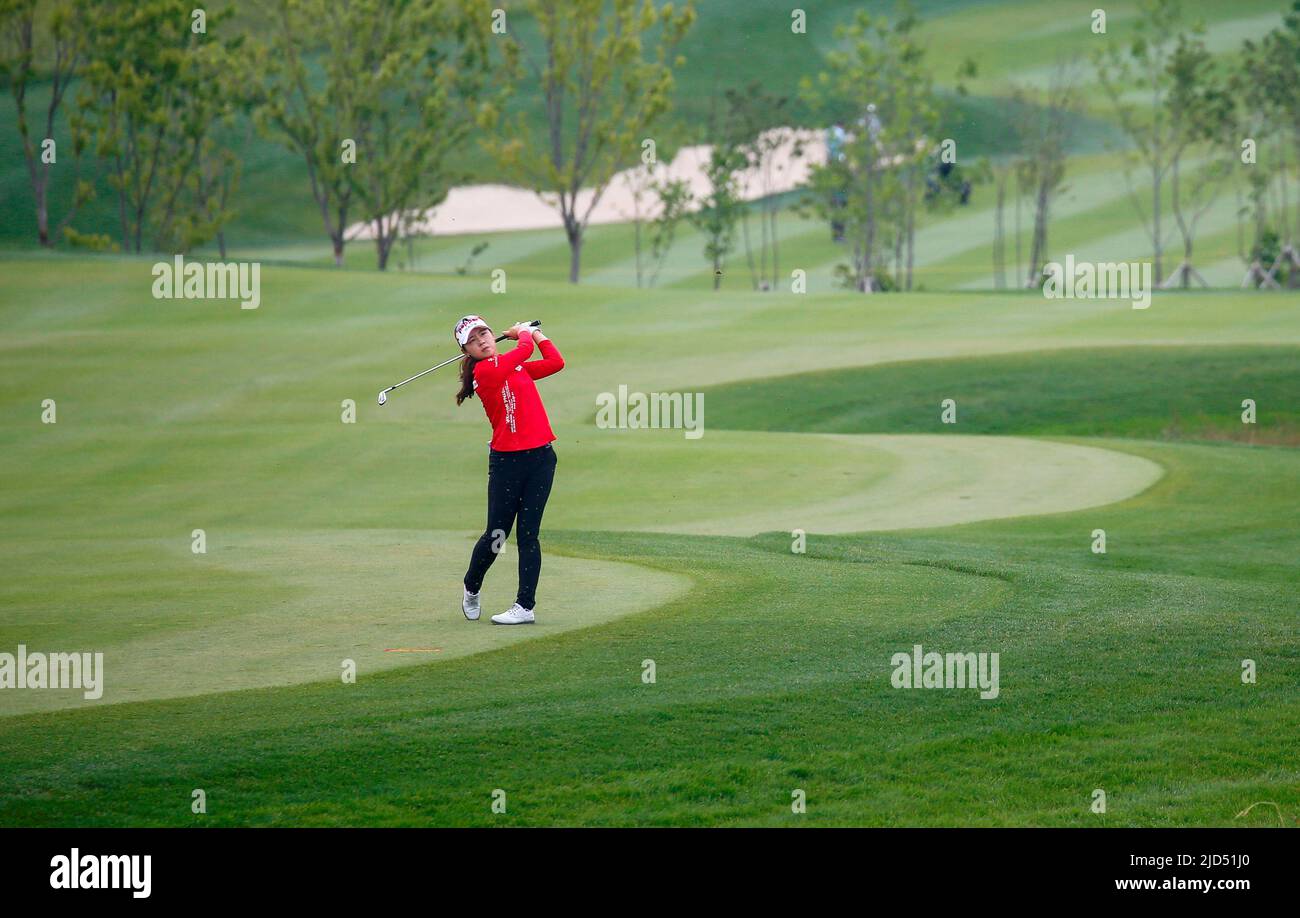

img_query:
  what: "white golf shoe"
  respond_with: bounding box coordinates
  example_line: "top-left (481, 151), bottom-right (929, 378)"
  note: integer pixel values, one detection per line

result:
top-left (462, 587), bottom-right (481, 621)
top-left (491, 603), bottom-right (535, 625)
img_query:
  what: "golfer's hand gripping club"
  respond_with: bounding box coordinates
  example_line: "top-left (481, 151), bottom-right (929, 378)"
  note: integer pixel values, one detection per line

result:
top-left (378, 320), bottom-right (541, 406)
top-left (497, 320), bottom-right (541, 342)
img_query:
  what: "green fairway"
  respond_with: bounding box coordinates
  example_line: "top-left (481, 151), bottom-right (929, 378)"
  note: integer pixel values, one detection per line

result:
top-left (588, 432), bottom-right (1163, 536)
top-left (1, 254), bottom-right (1296, 825)
top-left (0, 528), bottom-right (690, 717)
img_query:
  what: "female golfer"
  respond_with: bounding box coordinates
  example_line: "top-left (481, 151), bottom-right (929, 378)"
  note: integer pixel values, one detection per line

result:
top-left (453, 315), bottom-right (565, 624)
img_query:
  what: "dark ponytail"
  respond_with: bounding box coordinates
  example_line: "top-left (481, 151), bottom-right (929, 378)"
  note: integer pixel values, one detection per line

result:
top-left (455, 353), bottom-right (478, 406)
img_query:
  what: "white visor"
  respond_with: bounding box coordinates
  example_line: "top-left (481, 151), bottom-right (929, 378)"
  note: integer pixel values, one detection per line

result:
top-left (454, 315), bottom-right (491, 346)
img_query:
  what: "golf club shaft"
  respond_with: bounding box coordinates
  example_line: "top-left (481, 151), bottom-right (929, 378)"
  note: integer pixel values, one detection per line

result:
top-left (387, 354), bottom-right (461, 391)
top-left (382, 320), bottom-right (540, 396)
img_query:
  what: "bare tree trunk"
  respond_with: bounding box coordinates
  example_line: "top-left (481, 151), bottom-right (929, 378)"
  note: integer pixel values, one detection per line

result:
top-left (740, 208), bottom-right (758, 290)
top-left (12, 15), bottom-right (83, 248)
top-left (769, 202), bottom-right (780, 290)
top-left (1170, 157), bottom-right (1188, 288)
top-left (993, 171), bottom-right (1006, 289)
top-left (633, 214), bottom-right (643, 288)
top-left (116, 154), bottom-right (129, 251)
top-left (905, 193), bottom-right (915, 290)
top-left (567, 225), bottom-right (582, 283)
top-left (1027, 181), bottom-right (1050, 286)
top-left (1285, 140), bottom-right (1300, 289)
top-left (1281, 140), bottom-right (1292, 244)
top-left (1284, 128), bottom-right (1294, 247)
top-left (1151, 160), bottom-right (1163, 282)
top-left (375, 216), bottom-right (394, 271)
top-left (893, 224), bottom-right (903, 284)
top-left (863, 164), bottom-right (876, 293)
top-left (36, 184), bottom-right (49, 246)
top-left (1014, 171), bottom-right (1022, 287)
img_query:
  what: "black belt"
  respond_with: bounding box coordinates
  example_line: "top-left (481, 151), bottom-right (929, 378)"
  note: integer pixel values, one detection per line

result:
top-left (489, 442), bottom-right (553, 456)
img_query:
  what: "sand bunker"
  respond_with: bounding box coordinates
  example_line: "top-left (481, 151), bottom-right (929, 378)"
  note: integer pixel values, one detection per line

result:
top-left (345, 126), bottom-right (828, 240)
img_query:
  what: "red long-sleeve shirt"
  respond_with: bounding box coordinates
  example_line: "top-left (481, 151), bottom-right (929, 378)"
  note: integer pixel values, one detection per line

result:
top-left (473, 330), bottom-right (565, 451)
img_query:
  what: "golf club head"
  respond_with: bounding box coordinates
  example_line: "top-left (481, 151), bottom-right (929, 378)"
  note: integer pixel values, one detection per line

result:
top-left (377, 390), bottom-right (388, 406)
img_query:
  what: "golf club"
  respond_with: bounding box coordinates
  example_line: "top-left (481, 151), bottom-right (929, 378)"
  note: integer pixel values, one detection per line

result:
top-left (378, 320), bottom-right (541, 405)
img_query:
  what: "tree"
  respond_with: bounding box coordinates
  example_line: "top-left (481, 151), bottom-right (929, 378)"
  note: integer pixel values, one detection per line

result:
top-left (1094, 0), bottom-right (1188, 283)
top-left (799, 4), bottom-right (939, 292)
top-left (244, 0), bottom-right (492, 269)
top-left (1162, 33), bottom-right (1235, 288)
top-left (187, 116), bottom-right (248, 260)
top-left (646, 175), bottom-right (691, 287)
top-left (618, 118), bottom-right (687, 287)
top-left (346, 1), bottom-right (495, 270)
top-left (623, 161), bottom-right (654, 287)
top-left (725, 83), bottom-right (796, 292)
top-left (153, 36), bottom-right (245, 254)
top-left (242, 0), bottom-right (351, 266)
top-left (886, 34), bottom-right (940, 292)
top-left (622, 143), bottom-right (691, 289)
top-left (483, 0), bottom-right (695, 284)
top-left (78, 0), bottom-right (241, 253)
top-left (0, 0), bottom-right (90, 247)
top-left (1236, 1), bottom-right (1300, 287)
top-left (688, 140), bottom-right (745, 290)
top-left (987, 154), bottom-right (1016, 289)
top-left (1012, 66), bottom-right (1079, 287)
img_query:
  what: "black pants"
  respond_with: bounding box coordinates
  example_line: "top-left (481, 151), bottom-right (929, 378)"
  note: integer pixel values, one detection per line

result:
top-left (463, 443), bottom-right (557, 610)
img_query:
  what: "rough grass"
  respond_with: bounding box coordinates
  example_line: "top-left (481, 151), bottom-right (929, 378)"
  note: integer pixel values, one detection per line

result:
top-left (702, 344), bottom-right (1300, 444)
